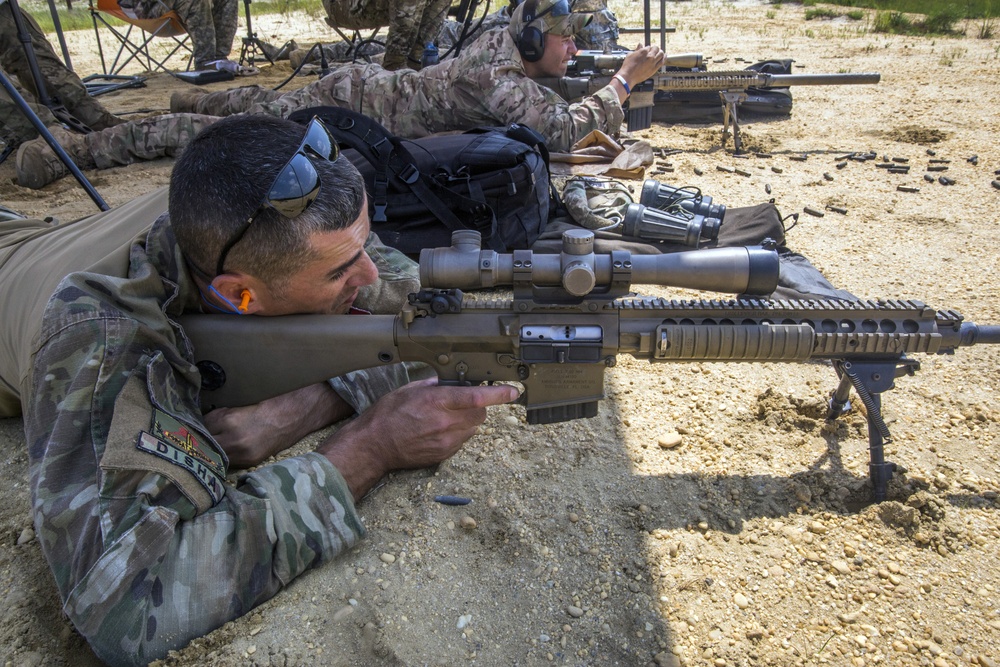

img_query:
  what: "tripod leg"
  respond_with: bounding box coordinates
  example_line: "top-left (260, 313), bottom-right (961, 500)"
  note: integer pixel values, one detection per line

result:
top-left (0, 71), bottom-right (108, 211)
top-left (239, 0), bottom-right (274, 67)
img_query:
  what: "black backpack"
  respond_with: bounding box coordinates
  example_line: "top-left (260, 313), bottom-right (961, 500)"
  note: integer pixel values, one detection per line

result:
top-left (288, 107), bottom-right (555, 254)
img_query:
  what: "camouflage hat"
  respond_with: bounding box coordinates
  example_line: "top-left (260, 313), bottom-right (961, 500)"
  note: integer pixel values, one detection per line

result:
top-left (509, 0), bottom-right (593, 39)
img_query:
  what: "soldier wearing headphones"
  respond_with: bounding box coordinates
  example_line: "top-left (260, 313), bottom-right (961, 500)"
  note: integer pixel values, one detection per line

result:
top-left (511, 0), bottom-right (663, 104)
top-left (17, 0), bottom-right (666, 188)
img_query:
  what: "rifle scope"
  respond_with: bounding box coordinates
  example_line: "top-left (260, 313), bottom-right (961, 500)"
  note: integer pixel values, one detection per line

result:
top-left (420, 229), bottom-right (779, 297)
top-left (573, 51), bottom-right (704, 72)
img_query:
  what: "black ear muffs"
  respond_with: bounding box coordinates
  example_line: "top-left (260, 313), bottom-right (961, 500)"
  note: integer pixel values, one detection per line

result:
top-left (516, 0), bottom-right (546, 62)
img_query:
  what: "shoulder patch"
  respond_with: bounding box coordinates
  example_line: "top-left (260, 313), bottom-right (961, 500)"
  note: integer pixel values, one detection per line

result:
top-left (135, 410), bottom-right (227, 502)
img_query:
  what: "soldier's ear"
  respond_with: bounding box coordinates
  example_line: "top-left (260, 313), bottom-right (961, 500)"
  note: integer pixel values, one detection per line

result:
top-left (208, 275), bottom-right (259, 315)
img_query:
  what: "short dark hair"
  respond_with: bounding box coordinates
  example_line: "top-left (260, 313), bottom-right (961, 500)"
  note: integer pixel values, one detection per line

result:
top-left (169, 115), bottom-right (365, 287)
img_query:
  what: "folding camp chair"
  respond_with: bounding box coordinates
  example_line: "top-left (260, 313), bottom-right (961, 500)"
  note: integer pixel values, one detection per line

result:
top-left (88, 0), bottom-right (193, 75)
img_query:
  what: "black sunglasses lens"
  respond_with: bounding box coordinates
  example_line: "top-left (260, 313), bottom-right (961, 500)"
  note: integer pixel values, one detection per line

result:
top-left (268, 153), bottom-right (321, 217)
top-left (301, 119), bottom-right (338, 162)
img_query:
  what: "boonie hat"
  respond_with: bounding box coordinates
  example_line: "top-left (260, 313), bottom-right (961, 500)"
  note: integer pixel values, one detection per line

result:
top-left (509, 0), bottom-right (593, 39)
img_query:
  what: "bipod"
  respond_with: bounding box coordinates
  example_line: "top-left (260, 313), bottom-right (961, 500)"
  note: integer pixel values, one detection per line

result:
top-left (719, 89), bottom-right (748, 154)
top-left (826, 357), bottom-right (920, 502)
top-left (238, 0), bottom-right (274, 68)
top-left (0, 69), bottom-right (108, 211)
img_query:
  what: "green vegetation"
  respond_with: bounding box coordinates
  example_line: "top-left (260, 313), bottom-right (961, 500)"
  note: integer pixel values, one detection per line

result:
top-left (790, 0), bottom-right (997, 36)
top-left (789, 0), bottom-right (992, 19)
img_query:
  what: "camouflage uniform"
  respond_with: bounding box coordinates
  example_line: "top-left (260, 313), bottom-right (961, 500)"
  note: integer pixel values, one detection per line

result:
top-left (121, 0), bottom-right (240, 68)
top-left (16, 14), bottom-right (625, 184)
top-left (322, 0), bottom-right (452, 70)
top-left (0, 0), bottom-right (122, 146)
top-left (183, 27), bottom-right (624, 152)
top-left (1, 187), bottom-right (422, 664)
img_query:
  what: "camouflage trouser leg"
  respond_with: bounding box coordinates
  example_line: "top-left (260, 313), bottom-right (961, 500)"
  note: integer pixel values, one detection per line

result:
top-left (134, 0), bottom-right (230, 66)
top-left (189, 85), bottom-right (284, 116)
top-left (246, 65), bottom-right (374, 118)
top-left (211, 0), bottom-right (240, 61)
top-left (382, 0), bottom-right (451, 70)
top-left (0, 69), bottom-right (60, 146)
top-left (0, 5), bottom-right (118, 132)
top-left (86, 113), bottom-right (219, 169)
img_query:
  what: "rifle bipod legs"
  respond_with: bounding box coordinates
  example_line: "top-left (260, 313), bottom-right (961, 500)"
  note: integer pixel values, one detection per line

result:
top-left (826, 358), bottom-right (919, 501)
top-left (719, 90), bottom-right (748, 154)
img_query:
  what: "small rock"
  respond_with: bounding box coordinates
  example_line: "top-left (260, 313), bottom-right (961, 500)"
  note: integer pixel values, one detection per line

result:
top-left (567, 605), bottom-right (584, 618)
top-left (380, 553), bottom-right (396, 564)
top-left (459, 516), bottom-right (478, 530)
top-left (658, 431), bottom-right (682, 449)
top-left (733, 593), bottom-right (749, 609)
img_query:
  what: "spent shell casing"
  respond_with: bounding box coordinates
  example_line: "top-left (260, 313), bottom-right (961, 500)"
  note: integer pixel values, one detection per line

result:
top-left (694, 167), bottom-right (704, 175)
top-left (827, 205), bottom-right (848, 215)
top-left (926, 148), bottom-right (937, 156)
top-left (790, 154), bottom-right (808, 162)
top-left (771, 166), bottom-right (783, 174)
top-left (887, 166), bottom-right (910, 174)
top-left (765, 183), bottom-right (772, 194)
top-left (923, 174), bottom-right (935, 183)
top-left (897, 185), bottom-right (920, 193)
top-left (836, 161), bottom-right (848, 169)
top-left (717, 165), bottom-right (735, 173)
top-left (927, 165), bottom-right (949, 172)
top-left (434, 495), bottom-right (472, 505)
top-left (938, 176), bottom-right (955, 186)
top-left (823, 173), bottom-right (834, 181)
top-left (803, 206), bottom-right (825, 217)
top-left (891, 157), bottom-right (909, 163)
top-left (992, 180), bottom-right (1000, 190)
top-left (735, 168), bottom-right (752, 177)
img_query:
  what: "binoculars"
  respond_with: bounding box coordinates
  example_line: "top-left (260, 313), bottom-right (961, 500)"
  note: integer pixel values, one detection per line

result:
top-left (621, 180), bottom-right (726, 247)
top-left (639, 179), bottom-right (727, 221)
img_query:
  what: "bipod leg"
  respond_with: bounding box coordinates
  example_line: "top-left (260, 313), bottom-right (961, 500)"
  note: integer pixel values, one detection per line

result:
top-left (719, 90), bottom-right (748, 154)
top-left (828, 359), bottom-right (919, 501)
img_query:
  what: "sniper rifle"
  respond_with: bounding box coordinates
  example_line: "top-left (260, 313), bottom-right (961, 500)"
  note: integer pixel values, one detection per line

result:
top-left (179, 230), bottom-right (999, 501)
top-left (534, 50), bottom-right (881, 153)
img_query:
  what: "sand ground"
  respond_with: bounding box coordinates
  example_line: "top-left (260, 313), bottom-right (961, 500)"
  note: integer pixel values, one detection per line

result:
top-left (1, 1), bottom-right (999, 665)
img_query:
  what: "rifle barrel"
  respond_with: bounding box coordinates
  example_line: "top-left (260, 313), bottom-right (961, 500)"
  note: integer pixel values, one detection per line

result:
top-left (764, 72), bottom-right (881, 86)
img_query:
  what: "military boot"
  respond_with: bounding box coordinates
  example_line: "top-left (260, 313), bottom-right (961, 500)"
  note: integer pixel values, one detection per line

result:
top-left (15, 127), bottom-right (94, 190)
top-left (170, 88), bottom-right (209, 114)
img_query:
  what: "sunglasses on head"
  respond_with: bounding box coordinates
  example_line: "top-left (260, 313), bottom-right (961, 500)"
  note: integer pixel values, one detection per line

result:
top-left (214, 117), bottom-right (340, 277)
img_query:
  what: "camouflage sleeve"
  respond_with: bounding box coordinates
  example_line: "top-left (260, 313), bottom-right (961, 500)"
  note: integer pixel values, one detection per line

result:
top-left (26, 315), bottom-right (365, 666)
top-left (485, 75), bottom-right (625, 152)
